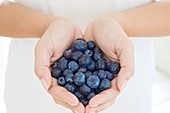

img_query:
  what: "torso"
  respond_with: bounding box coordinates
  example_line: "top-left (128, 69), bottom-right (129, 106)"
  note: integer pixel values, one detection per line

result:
top-left (5, 0), bottom-right (155, 113)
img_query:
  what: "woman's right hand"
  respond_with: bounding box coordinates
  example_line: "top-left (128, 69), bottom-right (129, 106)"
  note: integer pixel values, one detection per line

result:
top-left (34, 18), bottom-right (84, 113)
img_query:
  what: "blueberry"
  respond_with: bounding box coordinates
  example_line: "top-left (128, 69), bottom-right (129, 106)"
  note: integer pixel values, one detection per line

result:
top-left (93, 52), bottom-right (102, 61)
top-left (93, 71), bottom-right (98, 75)
top-left (84, 71), bottom-right (92, 78)
top-left (96, 59), bottom-right (106, 70)
top-left (58, 57), bottom-right (68, 71)
top-left (68, 61), bottom-right (79, 72)
top-left (65, 83), bottom-right (77, 93)
top-left (105, 71), bottom-right (115, 80)
top-left (64, 49), bottom-right (73, 58)
top-left (74, 91), bottom-right (84, 99)
top-left (78, 67), bottom-right (87, 73)
top-left (87, 75), bottom-right (100, 89)
top-left (72, 39), bottom-right (87, 52)
top-left (79, 84), bottom-right (91, 96)
top-left (80, 98), bottom-right (88, 106)
top-left (51, 68), bottom-right (61, 79)
top-left (79, 55), bottom-right (91, 67)
top-left (57, 77), bottom-right (66, 86)
top-left (97, 70), bottom-right (106, 80)
top-left (63, 69), bottom-right (72, 76)
top-left (95, 89), bottom-right (101, 94)
top-left (87, 60), bottom-right (96, 72)
top-left (87, 41), bottom-right (96, 50)
top-left (50, 62), bottom-right (58, 69)
top-left (93, 47), bottom-right (102, 53)
top-left (74, 72), bottom-right (86, 86)
top-left (99, 79), bottom-right (111, 91)
top-left (84, 50), bottom-right (93, 57)
top-left (87, 92), bottom-right (95, 100)
top-left (71, 51), bottom-right (83, 61)
top-left (65, 73), bottom-right (74, 83)
top-left (107, 61), bottom-right (120, 74)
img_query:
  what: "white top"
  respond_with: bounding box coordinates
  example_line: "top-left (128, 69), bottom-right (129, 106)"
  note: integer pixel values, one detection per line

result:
top-left (4, 0), bottom-right (155, 113)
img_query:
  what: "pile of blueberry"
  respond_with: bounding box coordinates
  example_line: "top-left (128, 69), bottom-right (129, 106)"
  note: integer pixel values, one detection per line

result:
top-left (51, 38), bottom-right (120, 106)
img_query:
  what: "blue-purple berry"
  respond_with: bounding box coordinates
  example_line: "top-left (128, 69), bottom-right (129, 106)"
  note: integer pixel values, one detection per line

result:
top-left (99, 79), bottom-right (111, 91)
top-left (87, 75), bottom-right (100, 89)
top-left (58, 77), bottom-right (66, 86)
top-left (68, 61), bottom-right (79, 72)
top-left (74, 72), bottom-right (86, 86)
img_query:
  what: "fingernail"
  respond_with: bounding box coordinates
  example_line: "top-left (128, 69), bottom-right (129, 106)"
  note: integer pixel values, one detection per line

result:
top-left (120, 80), bottom-right (128, 91)
top-left (41, 78), bottom-right (49, 90)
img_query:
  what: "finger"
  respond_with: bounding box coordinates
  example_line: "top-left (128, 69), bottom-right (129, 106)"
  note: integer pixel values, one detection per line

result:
top-left (86, 99), bottom-right (115, 113)
top-left (48, 78), bottom-right (79, 106)
top-left (116, 39), bottom-right (135, 91)
top-left (53, 97), bottom-right (85, 113)
top-left (35, 45), bottom-right (52, 90)
top-left (74, 26), bottom-right (84, 39)
top-left (84, 24), bottom-right (95, 42)
top-left (88, 79), bottom-right (120, 107)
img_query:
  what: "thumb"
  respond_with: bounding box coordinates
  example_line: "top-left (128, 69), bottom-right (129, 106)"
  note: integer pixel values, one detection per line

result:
top-left (116, 40), bottom-right (135, 91)
top-left (35, 45), bottom-right (52, 91)
top-left (84, 24), bottom-right (95, 42)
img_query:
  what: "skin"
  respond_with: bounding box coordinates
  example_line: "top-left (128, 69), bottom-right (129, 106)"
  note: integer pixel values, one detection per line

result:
top-left (0, 0), bottom-right (170, 113)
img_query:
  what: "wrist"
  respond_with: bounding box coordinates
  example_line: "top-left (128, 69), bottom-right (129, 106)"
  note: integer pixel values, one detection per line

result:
top-left (38, 15), bottom-right (65, 38)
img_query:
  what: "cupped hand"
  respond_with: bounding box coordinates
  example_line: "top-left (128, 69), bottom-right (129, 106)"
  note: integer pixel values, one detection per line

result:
top-left (84, 16), bottom-right (135, 113)
top-left (34, 18), bottom-right (84, 113)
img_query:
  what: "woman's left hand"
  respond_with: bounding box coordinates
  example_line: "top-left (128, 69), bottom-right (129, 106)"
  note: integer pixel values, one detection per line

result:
top-left (84, 16), bottom-right (135, 113)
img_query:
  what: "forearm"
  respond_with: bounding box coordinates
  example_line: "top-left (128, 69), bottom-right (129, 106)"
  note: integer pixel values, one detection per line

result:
top-left (111, 1), bottom-right (170, 37)
top-left (0, 2), bottom-right (60, 38)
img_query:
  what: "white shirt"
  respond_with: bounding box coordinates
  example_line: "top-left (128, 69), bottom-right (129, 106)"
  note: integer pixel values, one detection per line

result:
top-left (4, 0), bottom-right (155, 113)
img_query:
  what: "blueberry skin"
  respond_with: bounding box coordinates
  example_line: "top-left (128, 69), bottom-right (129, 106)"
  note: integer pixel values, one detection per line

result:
top-left (80, 98), bottom-right (88, 107)
top-left (87, 92), bottom-right (95, 100)
top-left (74, 72), bottom-right (86, 86)
top-left (98, 70), bottom-right (107, 80)
top-left (87, 41), bottom-right (96, 50)
top-left (65, 83), bottom-right (77, 93)
top-left (87, 75), bottom-right (100, 89)
top-left (93, 47), bottom-right (102, 53)
top-left (96, 59), bottom-right (106, 70)
top-left (79, 55), bottom-right (91, 67)
top-left (95, 89), bottom-right (101, 94)
top-left (79, 84), bottom-right (91, 96)
top-left (58, 57), bottom-right (68, 71)
top-left (57, 77), bottom-right (66, 86)
top-left (64, 49), bottom-right (73, 58)
top-left (99, 79), bottom-right (111, 91)
top-left (63, 69), bottom-right (72, 76)
top-left (74, 91), bottom-right (84, 99)
top-left (51, 68), bottom-right (61, 79)
top-left (107, 61), bottom-right (121, 74)
top-left (105, 71), bottom-right (115, 80)
top-left (78, 67), bottom-right (87, 73)
top-left (68, 61), bottom-right (79, 72)
top-left (84, 71), bottom-right (92, 78)
top-left (84, 50), bottom-right (93, 57)
top-left (87, 60), bottom-right (96, 72)
top-left (72, 39), bottom-right (88, 52)
top-left (65, 73), bottom-right (74, 83)
top-left (50, 62), bottom-right (58, 69)
top-left (93, 52), bottom-right (102, 61)
top-left (93, 71), bottom-right (98, 75)
top-left (71, 51), bottom-right (83, 61)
